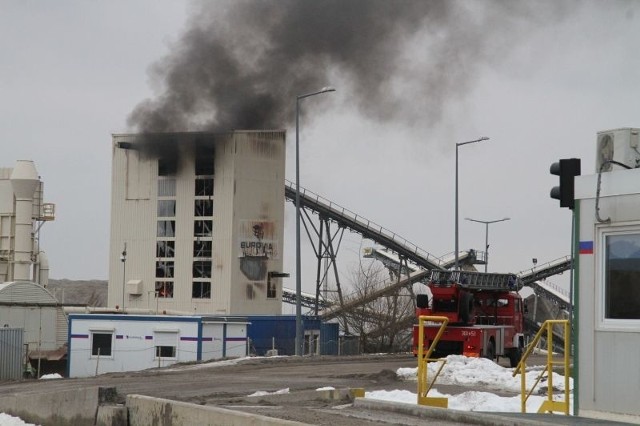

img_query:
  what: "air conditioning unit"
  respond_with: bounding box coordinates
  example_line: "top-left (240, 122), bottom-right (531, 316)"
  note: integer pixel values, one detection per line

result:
top-left (596, 128), bottom-right (640, 172)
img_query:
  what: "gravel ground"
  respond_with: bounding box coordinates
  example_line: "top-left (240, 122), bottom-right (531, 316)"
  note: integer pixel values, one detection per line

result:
top-left (0, 353), bottom-right (554, 425)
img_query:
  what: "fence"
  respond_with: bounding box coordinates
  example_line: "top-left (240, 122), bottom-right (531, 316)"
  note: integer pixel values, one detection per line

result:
top-left (0, 327), bottom-right (24, 380)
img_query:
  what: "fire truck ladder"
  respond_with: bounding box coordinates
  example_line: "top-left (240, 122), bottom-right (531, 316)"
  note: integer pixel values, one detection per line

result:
top-left (428, 270), bottom-right (524, 292)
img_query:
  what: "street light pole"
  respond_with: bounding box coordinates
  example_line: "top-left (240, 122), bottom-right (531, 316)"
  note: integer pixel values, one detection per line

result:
top-left (295, 87), bottom-right (335, 356)
top-left (465, 217), bottom-right (510, 272)
top-left (454, 137), bottom-right (489, 271)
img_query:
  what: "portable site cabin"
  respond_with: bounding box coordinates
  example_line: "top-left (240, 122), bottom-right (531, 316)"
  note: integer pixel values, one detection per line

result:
top-left (67, 314), bottom-right (248, 378)
top-left (573, 128), bottom-right (640, 422)
top-left (0, 281), bottom-right (67, 375)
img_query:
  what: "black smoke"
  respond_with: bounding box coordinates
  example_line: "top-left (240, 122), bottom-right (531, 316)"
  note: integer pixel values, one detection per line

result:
top-left (128, 0), bottom-right (572, 133)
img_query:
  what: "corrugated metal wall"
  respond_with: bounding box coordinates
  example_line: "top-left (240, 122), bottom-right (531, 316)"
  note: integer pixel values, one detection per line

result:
top-left (0, 327), bottom-right (24, 380)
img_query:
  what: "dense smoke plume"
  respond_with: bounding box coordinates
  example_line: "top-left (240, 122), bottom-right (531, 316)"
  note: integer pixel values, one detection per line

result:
top-left (128, 0), bottom-right (570, 133)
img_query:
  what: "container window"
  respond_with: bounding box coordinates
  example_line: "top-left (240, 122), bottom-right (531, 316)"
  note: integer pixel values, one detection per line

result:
top-left (604, 233), bottom-right (640, 319)
top-left (91, 332), bottom-right (113, 357)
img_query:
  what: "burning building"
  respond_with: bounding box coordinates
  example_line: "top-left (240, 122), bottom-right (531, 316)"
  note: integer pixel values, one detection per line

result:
top-left (108, 130), bottom-right (286, 315)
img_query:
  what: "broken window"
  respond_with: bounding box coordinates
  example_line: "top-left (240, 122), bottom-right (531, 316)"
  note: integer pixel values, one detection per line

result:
top-left (192, 282), bottom-right (211, 299)
top-left (155, 281), bottom-right (174, 298)
top-left (158, 158), bottom-right (177, 176)
top-left (193, 240), bottom-right (212, 258)
top-left (193, 260), bottom-right (211, 278)
top-left (156, 241), bottom-right (175, 258)
top-left (155, 261), bottom-right (174, 278)
top-left (195, 143), bottom-right (215, 176)
top-left (194, 199), bottom-right (213, 217)
top-left (194, 220), bottom-right (212, 237)
top-left (195, 178), bottom-right (214, 196)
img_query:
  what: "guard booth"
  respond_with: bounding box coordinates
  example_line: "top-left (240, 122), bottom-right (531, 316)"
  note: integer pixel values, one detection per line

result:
top-left (573, 128), bottom-right (640, 422)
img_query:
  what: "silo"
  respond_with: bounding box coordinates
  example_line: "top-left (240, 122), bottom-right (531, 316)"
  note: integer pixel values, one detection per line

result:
top-left (9, 160), bottom-right (38, 281)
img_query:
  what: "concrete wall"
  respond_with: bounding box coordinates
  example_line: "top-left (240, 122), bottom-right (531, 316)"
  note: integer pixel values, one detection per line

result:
top-left (127, 394), bottom-right (308, 426)
top-left (0, 386), bottom-right (114, 426)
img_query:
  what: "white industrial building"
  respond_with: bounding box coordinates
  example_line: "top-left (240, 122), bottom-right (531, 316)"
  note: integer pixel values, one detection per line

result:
top-left (0, 160), bottom-right (54, 285)
top-left (0, 160), bottom-right (64, 376)
top-left (108, 131), bottom-right (287, 316)
top-left (67, 313), bottom-right (248, 378)
top-left (574, 127), bottom-right (640, 422)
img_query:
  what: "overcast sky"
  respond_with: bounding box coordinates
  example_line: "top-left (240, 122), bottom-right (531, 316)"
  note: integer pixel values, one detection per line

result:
top-left (2, 1), bottom-right (639, 297)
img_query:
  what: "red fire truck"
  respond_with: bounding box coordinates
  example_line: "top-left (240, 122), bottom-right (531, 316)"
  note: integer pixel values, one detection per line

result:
top-left (413, 270), bottom-right (525, 367)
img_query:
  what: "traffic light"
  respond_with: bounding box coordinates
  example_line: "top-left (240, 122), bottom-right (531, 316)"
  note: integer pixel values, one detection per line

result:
top-left (550, 158), bottom-right (581, 209)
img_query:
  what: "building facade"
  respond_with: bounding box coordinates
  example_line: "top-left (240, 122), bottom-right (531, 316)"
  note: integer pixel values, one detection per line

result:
top-left (108, 131), bottom-right (286, 316)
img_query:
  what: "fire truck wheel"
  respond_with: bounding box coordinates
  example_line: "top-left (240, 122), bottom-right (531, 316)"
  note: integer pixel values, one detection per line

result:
top-left (508, 347), bottom-right (522, 368)
top-left (484, 339), bottom-right (496, 360)
top-left (460, 292), bottom-right (474, 324)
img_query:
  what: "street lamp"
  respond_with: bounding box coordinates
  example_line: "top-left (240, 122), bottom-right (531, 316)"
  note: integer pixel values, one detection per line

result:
top-left (465, 217), bottom-right (510, 272)
top-left (295, 87), bottom-right (335, 356)
top-left (454, 137), bottom-right (489, 270)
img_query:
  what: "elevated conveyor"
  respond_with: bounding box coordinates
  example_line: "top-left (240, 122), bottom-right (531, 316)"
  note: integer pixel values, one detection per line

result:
top-left (285, 180), bottom-right (445, 271)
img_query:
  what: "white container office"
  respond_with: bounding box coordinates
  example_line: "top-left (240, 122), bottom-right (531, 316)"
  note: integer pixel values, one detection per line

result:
top-left (67, 314), bottom-right (248, 378)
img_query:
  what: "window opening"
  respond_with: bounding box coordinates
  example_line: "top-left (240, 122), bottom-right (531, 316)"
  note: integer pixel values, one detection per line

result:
top-left (604, 233), bottom-right (640, 319)
top-left (157, 200), bottom-right (176, 217)
top-left (156, 241), bottom-right (175, 258)
top-left (193, 260), bottom-right (212, 278)
top-left (194, 199), bottom-right (213, 217)
top-left (155, 261), bottom-right (174, 278)
top-left (195, 178), bottom-right (214, 196)
top-left (91, 332), bottom-right (113, 356)
top-left (155, 281), bottom-right (174, 298)
top-left (157, 220), bottom-right (176, 237)
top-left (194, 220), bottom-right (213, 237)
top-left (158, 178), bottom-right (176, 197)
top-left (192, 282), bottom-right (211, 299)
top-left (193, 240), bottom-right (212, 258)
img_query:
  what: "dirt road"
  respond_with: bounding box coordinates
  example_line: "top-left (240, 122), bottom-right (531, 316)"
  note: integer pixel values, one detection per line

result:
top-left (0, 353), bottom-right (554, 425)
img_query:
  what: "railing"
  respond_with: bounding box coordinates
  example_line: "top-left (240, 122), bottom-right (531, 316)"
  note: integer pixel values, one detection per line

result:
top-left (513, 319), bottom-right (571, 415)
top-left (416, 315), bottom-right (449, 408)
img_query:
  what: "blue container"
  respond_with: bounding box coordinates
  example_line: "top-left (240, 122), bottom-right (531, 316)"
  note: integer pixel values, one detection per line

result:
top-left (247, 315), bottom-right (338, 356)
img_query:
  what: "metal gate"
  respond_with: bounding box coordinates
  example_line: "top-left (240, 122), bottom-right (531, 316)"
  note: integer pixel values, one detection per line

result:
top-left (0, 328), bottom-right (24, 380)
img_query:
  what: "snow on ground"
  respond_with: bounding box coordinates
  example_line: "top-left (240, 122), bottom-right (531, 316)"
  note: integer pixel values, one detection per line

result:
top-left (374, 354), bottom-right (573, 413)
top-left (396, 355), bottom-right (573, 393)
top-left (39, 373), bottom-right (62, 380)
top-left (0, 413), bottom-right (39, 426)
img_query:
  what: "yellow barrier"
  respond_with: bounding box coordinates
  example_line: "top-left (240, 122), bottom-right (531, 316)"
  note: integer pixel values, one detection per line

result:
top-left (513, 319), bottom-right (570, 415)
top-left (417, 315), bottom-right (449, 408)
